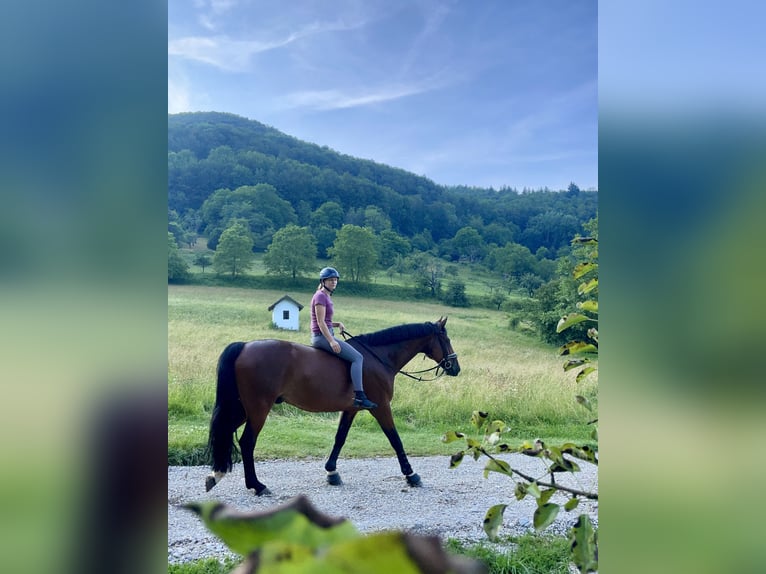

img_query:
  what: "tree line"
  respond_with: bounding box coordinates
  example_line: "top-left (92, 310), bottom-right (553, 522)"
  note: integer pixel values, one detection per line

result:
top-left (169, 112), bottom-right (596, 254)
top-left (168, 111), bottom-right (598, 344)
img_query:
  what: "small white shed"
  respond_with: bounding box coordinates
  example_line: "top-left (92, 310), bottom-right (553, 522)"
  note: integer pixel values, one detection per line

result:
top-left (268, 295), bottom-right (304, 331)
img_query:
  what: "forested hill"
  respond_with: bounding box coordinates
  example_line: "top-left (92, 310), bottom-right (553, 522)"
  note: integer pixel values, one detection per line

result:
top-left (168, 111), bottom-right (597, 252)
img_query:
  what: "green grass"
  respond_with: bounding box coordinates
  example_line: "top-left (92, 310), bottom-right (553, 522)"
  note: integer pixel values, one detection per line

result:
top-left (446, 534), bottom-right (573, 574)
top-left (168, 557), bottom-right (240, 574)
top-left (168, 284), bottom-right (597, 465)
top-left (167, 535), bottom-right (572, 574)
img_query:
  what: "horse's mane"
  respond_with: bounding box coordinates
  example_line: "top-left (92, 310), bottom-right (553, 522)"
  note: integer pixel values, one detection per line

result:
top-left (353, 322), bottom-right (437, 346)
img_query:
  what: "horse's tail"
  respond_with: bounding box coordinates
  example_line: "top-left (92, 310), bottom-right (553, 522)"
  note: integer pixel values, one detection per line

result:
top-left (208, 341), bottom-right (247, 473)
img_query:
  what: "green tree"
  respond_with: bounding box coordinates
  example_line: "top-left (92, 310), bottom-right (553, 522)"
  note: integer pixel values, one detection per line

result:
top-left (193, 252), bottom-right (212, 273)
top-left (201, 184), bottom-right (297, 250)
top-left (263, 224), bottom-right (317, 279)
top-left (452, 226), bottom-right (486, 263)
top-left (443, 280), bottom-right (469, 307)
top-left (378, 229), bottom-right (411, 268)
top-left (519, 273), bottom-right (544, 297)
top-left (168, 232), bottom-right (190, 282)
top-left (213, 221), bottom-right (255, 278)
top-left (408, 252), bottom-right (443, 299)
top-left (363, 205), bottom-right (391, 233)
top-left (327, 224), bottom-right (378, 283)
top-left (487, 242), bottom-right (538, 291)
top-left (310, 201), bottom-right (344, 229)
top-left (411, 229), bottom-right (435, 252)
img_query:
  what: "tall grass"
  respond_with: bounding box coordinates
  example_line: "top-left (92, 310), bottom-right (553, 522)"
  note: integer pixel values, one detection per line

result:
top-left (168, 284), bottom-right (597, 463)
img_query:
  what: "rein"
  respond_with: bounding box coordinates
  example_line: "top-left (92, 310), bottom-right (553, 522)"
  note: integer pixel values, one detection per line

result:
top-left (340, 328), bottom-right (457, 382)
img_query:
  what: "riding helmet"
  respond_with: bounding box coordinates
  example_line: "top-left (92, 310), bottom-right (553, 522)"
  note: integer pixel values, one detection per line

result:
top-left (319, 267), bottom-right (340, 280)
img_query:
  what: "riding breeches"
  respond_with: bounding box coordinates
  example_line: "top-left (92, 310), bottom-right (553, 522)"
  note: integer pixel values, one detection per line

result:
top-left (310, 335), bottom-right (364, 391)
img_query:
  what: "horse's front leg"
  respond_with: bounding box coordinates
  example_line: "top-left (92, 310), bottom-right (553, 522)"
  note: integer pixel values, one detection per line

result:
top-left (381, 426), bottom-right (422, 487)
top-left (324, 410), bottom-right (357, 486)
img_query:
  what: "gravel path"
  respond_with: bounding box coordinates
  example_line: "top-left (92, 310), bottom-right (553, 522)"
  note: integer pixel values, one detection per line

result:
top-left (168, 454), bottom-right (598, 564)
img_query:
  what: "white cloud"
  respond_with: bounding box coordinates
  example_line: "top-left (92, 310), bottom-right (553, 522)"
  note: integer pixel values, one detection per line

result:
top-left (281, 84), bottom-right (425, 110)
top-left (168, 76), bottom-right (192, 113)
top-left (169, 18), bottom-right (369, 72)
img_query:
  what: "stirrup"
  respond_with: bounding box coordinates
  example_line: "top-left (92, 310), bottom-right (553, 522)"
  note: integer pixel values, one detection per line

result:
top-left (353, 397), bottom-right (377, 409)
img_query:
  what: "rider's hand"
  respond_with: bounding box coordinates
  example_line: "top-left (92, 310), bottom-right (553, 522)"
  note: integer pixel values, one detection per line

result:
top-left (330, 340), bottom-right (341, 353)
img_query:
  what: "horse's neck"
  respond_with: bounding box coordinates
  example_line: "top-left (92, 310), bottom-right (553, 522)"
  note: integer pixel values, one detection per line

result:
top-left (378, 338), bottom-right (428, 372)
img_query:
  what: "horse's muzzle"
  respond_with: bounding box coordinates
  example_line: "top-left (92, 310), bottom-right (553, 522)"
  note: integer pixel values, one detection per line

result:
top-left (442, 354), bottom-right (460, 376)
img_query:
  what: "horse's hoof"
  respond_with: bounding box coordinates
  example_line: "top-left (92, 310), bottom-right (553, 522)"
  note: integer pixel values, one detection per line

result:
top-left (205, 475), bottom-right (217, 492)
top-left (254, 486), bottom-right (272, 496)
top-left (406, 473), bottom-right (422, 487)
top-left (326, 472), bottom-right (343, 486)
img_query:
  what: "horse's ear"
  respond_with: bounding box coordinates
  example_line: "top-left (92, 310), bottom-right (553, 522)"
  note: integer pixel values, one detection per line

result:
top-left (438, 316), bottom-right (447, 326)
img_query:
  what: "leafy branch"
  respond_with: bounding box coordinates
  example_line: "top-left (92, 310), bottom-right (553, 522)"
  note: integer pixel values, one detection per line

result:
top-left (442, 233), bottom-right (599, 573)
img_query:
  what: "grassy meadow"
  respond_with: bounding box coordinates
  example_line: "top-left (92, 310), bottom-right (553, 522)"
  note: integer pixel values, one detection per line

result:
top-left (168, 284), bottom-right (597, 465)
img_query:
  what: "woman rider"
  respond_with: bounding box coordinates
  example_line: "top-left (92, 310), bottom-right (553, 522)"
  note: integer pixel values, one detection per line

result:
top-left (310, 267), bottom-right (377, 410)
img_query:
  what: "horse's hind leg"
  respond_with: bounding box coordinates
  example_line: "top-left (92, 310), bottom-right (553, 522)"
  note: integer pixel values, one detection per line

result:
top-left (239, 420), bottom-right (270, 495)
top-left (324, 410), bottom-right (357, 486)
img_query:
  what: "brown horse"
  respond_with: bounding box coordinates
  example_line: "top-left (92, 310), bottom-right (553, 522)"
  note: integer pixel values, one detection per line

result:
top-left (205, 317), bottom-right (460, 495)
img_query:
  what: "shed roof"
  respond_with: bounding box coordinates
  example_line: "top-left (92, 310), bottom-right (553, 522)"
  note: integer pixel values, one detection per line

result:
top-left (267, 295), bottom-right (305, 311)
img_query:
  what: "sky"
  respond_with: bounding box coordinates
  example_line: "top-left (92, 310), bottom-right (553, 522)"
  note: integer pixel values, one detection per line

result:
top-left (168, 0), bottom-right (597, 191)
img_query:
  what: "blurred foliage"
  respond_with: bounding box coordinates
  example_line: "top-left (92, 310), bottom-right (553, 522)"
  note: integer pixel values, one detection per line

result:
top-left (184, 495), bottom-right (485, 573)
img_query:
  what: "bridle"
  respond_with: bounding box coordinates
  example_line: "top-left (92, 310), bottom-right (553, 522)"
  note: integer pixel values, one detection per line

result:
top-left (342, 324), bottom-right (458, 382)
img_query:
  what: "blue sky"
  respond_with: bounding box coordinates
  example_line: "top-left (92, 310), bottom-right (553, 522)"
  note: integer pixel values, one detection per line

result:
top-left (169, 0), bottom-right (597, 191)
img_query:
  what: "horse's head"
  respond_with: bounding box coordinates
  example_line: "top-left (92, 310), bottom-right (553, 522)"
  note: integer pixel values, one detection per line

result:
top-left (428, 317), bottom-right (460, 376)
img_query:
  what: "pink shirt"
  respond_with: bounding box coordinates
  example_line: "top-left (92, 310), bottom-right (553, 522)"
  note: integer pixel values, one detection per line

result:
top-left (310, 290), bottom-right (334, 334)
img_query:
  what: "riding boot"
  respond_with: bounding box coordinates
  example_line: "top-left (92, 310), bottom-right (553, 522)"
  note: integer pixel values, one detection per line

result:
top-left (353, 391), bottom-right (377, 410)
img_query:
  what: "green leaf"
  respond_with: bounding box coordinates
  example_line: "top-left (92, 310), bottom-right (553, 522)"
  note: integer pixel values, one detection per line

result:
top-left (323, 530), bottom-right (450, 574)
top-left (558, 341), bottom-right (598, 356)
top-left (577, 300), bottom-right (598, 313)
top-left (538, 488), bottom-right (556, 505)
top-left (549, 458), bottom-right (580, 473)
top-left (563, 358), bottom-right (590, 371)
top-left (482, 504), bottom-right (508, 541)
top-left (579, 444), bottom-right (598, 462)
top-left (576, 367), bottom-right (597, 383)
top-left (556, 313), bottom-right (589, 333)
top-left (466, 437), bottom-right (481, 449)
top-left (562, 444), bottom-right (598, 464)
top-left (569, 514), bottom-right (598, 572)
top-left (575, 395), bottom-right (592, 411)
top-left (578, 278), bottom-right (598, 295)
top-left (471, 411), bottom-right (489, 429)
top-left (533, 503), bottom-right (560, 531)
top-left (489, 420), bottom-right (506, 434)
top-left (497, 443), bottom-right (511, 452)
top-left (184, 496), bottom-right (359, 556)
top-left (449, 452), bottom-right (464, 469)
top-left (564, 498), bottom-right (580, 512)
top-left (573, 262), bottom-right (597, 279)
top-left (483, 458), bottom-right (513, 479)
top-left (441, 431), bottom-right (465, 443)
top-left (526, 482), bottom-right (542, 499)
top-left (514, 482), bottom-right (528, 500)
